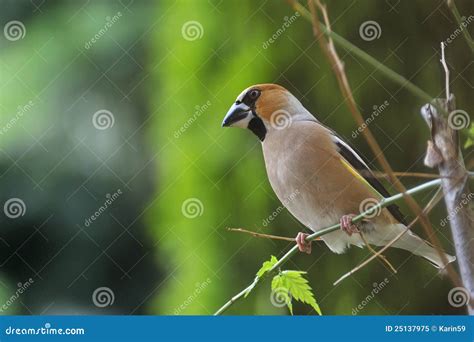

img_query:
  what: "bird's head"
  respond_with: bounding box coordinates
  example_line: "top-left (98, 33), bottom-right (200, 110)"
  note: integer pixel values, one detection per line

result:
top-left (221, 83), bottom-right (314, 141)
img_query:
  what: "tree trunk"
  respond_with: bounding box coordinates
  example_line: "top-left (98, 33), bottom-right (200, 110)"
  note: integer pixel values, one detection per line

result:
top-left (421, 97), bottom-right (474, 314)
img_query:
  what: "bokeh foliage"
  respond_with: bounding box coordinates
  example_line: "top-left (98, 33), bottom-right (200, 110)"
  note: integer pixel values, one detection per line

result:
top-left (0, 0), bottom-right (472, 315)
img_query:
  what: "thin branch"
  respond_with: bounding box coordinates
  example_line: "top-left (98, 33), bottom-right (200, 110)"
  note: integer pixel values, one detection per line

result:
top-left (446, 0), bottom-right (474, 55)
top-left (335, 222), bottom-right (415, 286)
top-left (333, 187), bottom-right (444, 285)
top-left (214, 177), bottom-right (444, 315)
top-left (229, 227), bottom-right (391, 270)
top-left (287, 0), bottom-right (436, 105)
top-left (227, 227), bottom-right (304, 242)
top-left (358, 230), bottom-right (397, 275)
top-left (440, 42), bottom-right (450, 100)
top-left (303, 0), bottom-right (460, 287)
top-left (369, 171), bottom-right (441, 179)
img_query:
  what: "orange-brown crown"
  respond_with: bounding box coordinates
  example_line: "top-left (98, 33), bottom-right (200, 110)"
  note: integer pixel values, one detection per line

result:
top-left (248, 83), bottom-right (290, 121)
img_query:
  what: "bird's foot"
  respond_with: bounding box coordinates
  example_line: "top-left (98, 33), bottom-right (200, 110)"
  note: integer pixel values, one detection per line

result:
top-left (340, 214), bottom-right (359, 236)
top-left (295, 232), bottom-right (312, 254)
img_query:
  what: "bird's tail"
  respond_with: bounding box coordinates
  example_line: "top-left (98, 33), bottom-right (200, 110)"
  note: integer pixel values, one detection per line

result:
top-left (391, 228), bottom-right (456, 269)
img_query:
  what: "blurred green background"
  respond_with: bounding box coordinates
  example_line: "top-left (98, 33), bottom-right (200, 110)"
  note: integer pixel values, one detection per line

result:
top-left (0, 0), bottom-right (472, 315)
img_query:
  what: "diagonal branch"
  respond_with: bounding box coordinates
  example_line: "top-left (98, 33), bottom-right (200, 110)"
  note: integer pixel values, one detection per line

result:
top-left (287, 0), bottom-right (437, 106)
top-left (227, 227), bottom-right (297, 242)
top-left (302, 0), bottom-right (460, 287)
top-left (368, 171), bottom-right (441, 179)
top-left (214, 177), bottom-right (445, 315)
top-left (446, 0), bottom-right (474, 55)
top-left (228, 227), bottom-right (396, 274)
top-left (333, 187), bottom-right (444, 285)
top-left (358, 230), bottom-right (397, 275)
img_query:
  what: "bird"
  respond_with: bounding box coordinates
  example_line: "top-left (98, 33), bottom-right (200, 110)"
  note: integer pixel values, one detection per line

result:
top-left (221, 83), bottom-right (456, 268)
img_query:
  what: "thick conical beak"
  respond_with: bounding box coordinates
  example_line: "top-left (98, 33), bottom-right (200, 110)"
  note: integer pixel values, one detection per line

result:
top-left (222, 102), bottom-right (251, 127)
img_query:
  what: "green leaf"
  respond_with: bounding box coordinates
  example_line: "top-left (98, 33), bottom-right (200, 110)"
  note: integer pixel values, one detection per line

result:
top-left (270, 270), bottom-right (322, 315)
top-left (256, 255), bottom-right (278, 278)
top-left (287, 297), bottom-right (294, 315)
top-left (464, 137), bottom-right (473, 149)
top-left (271, 273), bottom-right (293, 314)
top-left (244, 256), bottom-right (279, 298)
top-left (463, 123), bottom-right (474, 149)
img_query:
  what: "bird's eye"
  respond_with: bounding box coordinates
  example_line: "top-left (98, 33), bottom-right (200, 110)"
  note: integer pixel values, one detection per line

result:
top-left (248, 89), bottom-right (260, 100)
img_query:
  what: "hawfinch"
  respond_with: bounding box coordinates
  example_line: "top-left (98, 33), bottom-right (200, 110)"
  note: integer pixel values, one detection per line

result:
top-left (222, 83), bottom-right (455, 268)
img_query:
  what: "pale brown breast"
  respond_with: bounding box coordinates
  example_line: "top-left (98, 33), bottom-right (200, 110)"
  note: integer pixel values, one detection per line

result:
top-left (262, 120), bottom-right (393, 230)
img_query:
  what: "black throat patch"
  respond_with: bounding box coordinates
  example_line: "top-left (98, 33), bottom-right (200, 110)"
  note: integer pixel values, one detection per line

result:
top-left (248, 116), bottom-right (266, 141)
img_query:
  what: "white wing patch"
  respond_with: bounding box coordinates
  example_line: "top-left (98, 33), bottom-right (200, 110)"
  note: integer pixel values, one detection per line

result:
top-left (331, 134), bottom-right (371, 170)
